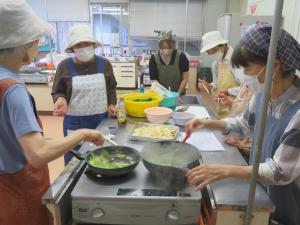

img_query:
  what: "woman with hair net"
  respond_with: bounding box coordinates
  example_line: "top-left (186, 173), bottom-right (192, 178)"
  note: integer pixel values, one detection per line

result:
top-left (186, 24), bottom-right (300, 225)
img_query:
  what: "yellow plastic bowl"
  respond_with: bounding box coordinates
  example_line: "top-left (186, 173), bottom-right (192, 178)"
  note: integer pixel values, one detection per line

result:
top-left (123, 93), bottom-right (163, 117)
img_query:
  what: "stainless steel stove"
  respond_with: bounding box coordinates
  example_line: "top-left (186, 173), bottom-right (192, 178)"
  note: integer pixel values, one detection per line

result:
top-left (71, 162), bottom-right (201, 225)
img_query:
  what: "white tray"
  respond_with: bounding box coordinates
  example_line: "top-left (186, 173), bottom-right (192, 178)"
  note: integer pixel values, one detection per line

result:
top-left (128, 122), bottom-right (179, 142)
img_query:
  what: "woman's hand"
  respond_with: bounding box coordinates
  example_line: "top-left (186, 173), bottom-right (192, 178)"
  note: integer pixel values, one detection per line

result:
top-left (53, 97), bottom-right (67, 116)
top-left (108, 104), bottom-right (118, 117)
top-left (178, 94), bottom-right (184, 104)
top-left (185, 119), bottom-right (208, 138)
top-left (198, 79), bottom-right (213, 93)
top-left (81, 129), bottom-right (105, 146)
top-left (186, 164), bottom-right (230, 191)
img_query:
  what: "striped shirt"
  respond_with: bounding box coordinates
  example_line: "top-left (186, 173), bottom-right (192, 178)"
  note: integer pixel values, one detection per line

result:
top-left (224, 77), bottom-right (300, 188)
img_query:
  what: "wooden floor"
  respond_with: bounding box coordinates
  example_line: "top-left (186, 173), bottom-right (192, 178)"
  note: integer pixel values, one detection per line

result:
top-left (40, 115), bottom-right (65, 183)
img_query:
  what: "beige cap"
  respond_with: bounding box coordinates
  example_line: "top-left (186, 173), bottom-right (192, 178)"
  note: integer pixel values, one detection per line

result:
top-left (0, 0), bottom-right (53, 50)
top-left (200, 31), bottom-right (228, 53)
top-left (65, 25), bottom-right (101, 52)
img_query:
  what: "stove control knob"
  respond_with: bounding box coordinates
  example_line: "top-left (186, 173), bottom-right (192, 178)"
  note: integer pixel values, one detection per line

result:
top-left (91, 208), bottom-right (105, 219)
top-left (167, 210), bottom-right (180, 221)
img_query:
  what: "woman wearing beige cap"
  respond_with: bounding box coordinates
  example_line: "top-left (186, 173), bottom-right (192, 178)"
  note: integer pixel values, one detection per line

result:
top-left (0, 1), bottom-right (104, 225)
top-left (51, 25), bottom-right (118, 165)
top-left (199, 31), bottom-right (243, 95)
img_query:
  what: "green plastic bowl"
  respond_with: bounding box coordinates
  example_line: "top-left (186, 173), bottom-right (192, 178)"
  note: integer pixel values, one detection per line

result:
top-left (159, 92), bottom-right (179, 108)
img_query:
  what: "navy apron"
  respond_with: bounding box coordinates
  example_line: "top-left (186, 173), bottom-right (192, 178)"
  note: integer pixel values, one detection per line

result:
top-left (251, 94), bottom-right (300, 225)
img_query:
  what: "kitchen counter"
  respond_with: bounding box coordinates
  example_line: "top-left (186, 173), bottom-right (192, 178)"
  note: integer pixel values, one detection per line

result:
top-left (42, 92), bottom-right (273, 225)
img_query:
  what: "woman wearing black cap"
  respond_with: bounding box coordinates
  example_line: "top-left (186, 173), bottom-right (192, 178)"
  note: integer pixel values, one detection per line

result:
top-left (185, 24), bottom-right (300, 225)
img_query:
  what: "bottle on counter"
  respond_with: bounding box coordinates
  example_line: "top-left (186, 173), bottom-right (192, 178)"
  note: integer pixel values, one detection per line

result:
top-left (117, 97), bottom-right (127, 127)
top-left (140, 84), bottom-right (144, 93)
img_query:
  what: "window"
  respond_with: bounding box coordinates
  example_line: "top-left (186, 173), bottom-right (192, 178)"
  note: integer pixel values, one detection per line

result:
top-left (50, 22), bottom-right (91, 53)
top-left (129, 0), bottom-right (205, 56)
top-left (91, 4), bottom-right (129, 47)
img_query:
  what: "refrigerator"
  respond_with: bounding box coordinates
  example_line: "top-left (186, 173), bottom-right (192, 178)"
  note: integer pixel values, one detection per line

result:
top-left (217, 13), bottom-right (274, 48)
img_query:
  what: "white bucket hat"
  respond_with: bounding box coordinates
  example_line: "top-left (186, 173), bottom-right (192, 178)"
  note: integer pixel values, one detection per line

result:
top-left (200, 31), bottom-right (228, 53)
top-left (0, 0), bottom-right (53, 50)
top-left (65, 25), bottom-right (101, 53)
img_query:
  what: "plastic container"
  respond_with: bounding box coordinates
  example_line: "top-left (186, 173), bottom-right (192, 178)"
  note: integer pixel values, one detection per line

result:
top-left (108, 125), bottom-right (119, 134)
top-left (123, 93), bottom-right (163, 117)
top-left (159, 91), bottom-right (179, 108)
top-left (144, 107), bottom-right (172, 124)
top-left (151, 81), bottom-right (173, 97)
top-left (171, 112), bottom-right (194, 126)
top-left (116, 97), bottom-right (127, 126)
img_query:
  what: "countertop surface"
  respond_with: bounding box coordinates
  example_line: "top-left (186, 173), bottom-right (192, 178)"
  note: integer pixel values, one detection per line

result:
top-left (42, 92), bottom-right (273, 212)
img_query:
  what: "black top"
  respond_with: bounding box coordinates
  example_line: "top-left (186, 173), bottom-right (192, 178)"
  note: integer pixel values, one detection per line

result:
top-left (149, 50), bottom-right (189, 81)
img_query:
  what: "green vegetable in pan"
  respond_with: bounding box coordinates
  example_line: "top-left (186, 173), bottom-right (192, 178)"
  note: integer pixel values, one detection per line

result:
top-left (133, 97), bottom-right (153, 102)
top-left (145, 153), bottom-right (186, 167)
top-left (88, 150), bottom-right (135, 169)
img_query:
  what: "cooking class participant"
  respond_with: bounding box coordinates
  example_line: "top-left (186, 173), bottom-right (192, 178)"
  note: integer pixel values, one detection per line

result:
top-left (0, 1), bottom-right (104, 225)
top-left (198, 30), bottom-right (243, 96)
top-left (149, 30), bottom-right (189, 97)
top-left (52, 25), bottom-right (118, 165)
top-left (186, 24), bottom-right (300, 225)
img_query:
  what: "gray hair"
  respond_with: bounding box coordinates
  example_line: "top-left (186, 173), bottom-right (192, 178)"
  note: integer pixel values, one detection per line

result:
top-left (0, 45), bottom-right (26, 61)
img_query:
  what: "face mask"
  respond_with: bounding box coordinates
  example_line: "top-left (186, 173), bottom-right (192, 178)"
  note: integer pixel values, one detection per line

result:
top-left (74, 46), bottom-right (95, 62)
top-left (243, 66), bottom-right (265, 92)
top-left (23, 42), bottom-right (39, 65)
top-left (160, 49), bottom-right (172, 56)
top-left (209, 51), bottom-right (223, 62)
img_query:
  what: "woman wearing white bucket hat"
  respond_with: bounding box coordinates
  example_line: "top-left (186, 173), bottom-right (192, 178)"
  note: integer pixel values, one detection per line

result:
top-left (51, 25), bottom-right (118, 165)
top-left (199, 31), bottom-right (243, 94)
top-left (0, 1), bottom-right (104, 225)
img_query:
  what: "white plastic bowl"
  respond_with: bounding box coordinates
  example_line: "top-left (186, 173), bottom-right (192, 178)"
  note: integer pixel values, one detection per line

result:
top-left (144, 107), bottom-right (173, 124)
top-left (171, 112), bottom-right (194, 126)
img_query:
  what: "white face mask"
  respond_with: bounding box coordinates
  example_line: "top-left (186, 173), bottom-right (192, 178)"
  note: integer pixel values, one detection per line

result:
top-left (243, 66), bottom-right (265, 92)
top-left (74, 46), bottom-right (95, 62)
top-left (160, 49), bottom-right (172, 56)
top-left (209, 51), bottom-right (223, 62)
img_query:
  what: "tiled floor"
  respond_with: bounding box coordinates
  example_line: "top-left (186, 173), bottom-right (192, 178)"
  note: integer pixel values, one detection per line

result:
top-left (40, 115), bottom-right (65, 183)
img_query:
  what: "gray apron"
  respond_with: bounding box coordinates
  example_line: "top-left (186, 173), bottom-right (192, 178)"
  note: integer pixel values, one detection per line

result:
top-left (251, 94), bottom-right (300, 225)
top-left (154, 51), bottom-right (182, 92)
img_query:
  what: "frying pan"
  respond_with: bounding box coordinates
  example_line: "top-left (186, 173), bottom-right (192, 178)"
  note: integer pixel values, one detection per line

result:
top-left (141, 141), bottom-right (200, 188)
top-left (70, 146), bottom-right (140, 177)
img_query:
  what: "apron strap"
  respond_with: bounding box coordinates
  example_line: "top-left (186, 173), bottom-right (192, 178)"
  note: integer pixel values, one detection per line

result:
top-left (0, 79), bottom-right (18, 107)
top-left (174, 50), bottom-right (181, 65)
top-left (66, 58), bottom-right (77, 77)
top-left (67, 56), bottom-right (105, 77)
top-left (154, 53), bottom-right (162, 66)
top-left (96, 56), bottom-right (105, 74)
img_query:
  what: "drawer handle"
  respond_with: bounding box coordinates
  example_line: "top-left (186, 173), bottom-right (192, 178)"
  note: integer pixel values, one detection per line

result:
top-left (121, 71), bottom-right (133, 73)
top-left (121, 76), bottom-right (134, 78)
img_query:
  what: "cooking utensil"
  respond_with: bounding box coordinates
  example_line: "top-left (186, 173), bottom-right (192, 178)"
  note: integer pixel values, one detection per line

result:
top-left (128, 123), bottom-right (179, 142)
top-left (103, 135), bottom-right (118, 146)
top-left (182, 133), bottom-right (190, 144)
top-left (123, 92), bottom-right (163, 117)
top-left (70, 146), bottom-right (140, 177)
top-left (171, 112), bottom-right (194, 126)
top-left (141, 141), bottom-right (200, 188)
top-left (159, 91), bottom-right (179, 108)
top-left (144, 107), bottom-right (172, 124)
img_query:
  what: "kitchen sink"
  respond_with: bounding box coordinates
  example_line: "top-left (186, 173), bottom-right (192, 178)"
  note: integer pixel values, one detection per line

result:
top-left (181, 95), bottom-right (200, 105)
